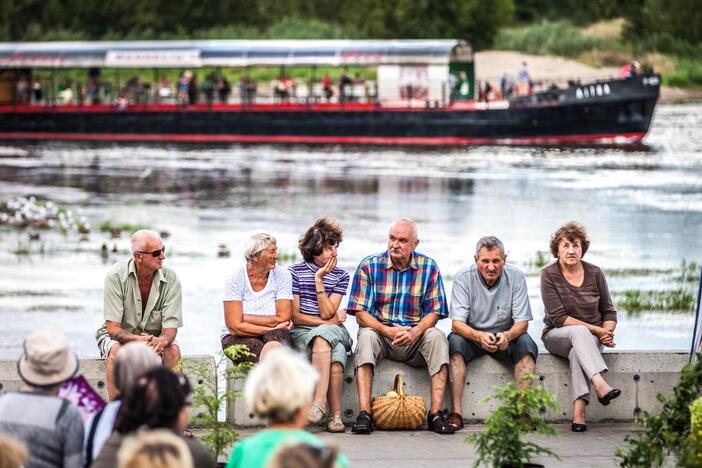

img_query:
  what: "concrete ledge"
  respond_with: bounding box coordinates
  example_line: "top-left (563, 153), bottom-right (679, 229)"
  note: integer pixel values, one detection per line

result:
top-left (1, 352), bottom-right (687, 427)
top-left (228, 351), bottom-right (687, 426)
top-left (0, 355), bottom-right (215, 405)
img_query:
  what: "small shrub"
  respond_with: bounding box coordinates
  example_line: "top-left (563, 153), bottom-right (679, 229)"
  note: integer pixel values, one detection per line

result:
top-left (189, 345), bottom-right (253, 461)
top-left (466, 374), bottom-right (560, 467)
top-left (616, 356), bottom-right (702, 467)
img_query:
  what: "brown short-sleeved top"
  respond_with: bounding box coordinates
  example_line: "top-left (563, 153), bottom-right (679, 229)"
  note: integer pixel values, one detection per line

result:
top-left (540, 260), bottom-right (617, 338)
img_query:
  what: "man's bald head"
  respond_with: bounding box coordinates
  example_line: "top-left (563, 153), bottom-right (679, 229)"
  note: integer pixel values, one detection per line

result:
top-left (130, 230), bottom-right (162, 254)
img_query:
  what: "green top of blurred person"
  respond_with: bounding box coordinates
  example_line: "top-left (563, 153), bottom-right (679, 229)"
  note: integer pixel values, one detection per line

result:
top-left (226, 348), bottom-right (347, 468)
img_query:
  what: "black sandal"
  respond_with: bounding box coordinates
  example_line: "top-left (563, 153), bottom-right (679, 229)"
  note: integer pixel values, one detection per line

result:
top-left (427, 411), bottom-right (455, 434)
top-left (352, 410), bottom-right (373, 434)
top-left (571, 423), bottom-right (587, 432)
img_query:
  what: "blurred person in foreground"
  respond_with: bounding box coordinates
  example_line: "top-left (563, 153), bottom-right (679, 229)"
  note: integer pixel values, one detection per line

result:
top-left (0, 434), bottom-right (28, 468)
top-left (117, 429), bottom-right (193, 468)
top-left (268, 443), bottom-right (340, 468)
top-left (91, 368), bottom-right (214, 468)
top-left (0, 329), bottom-right (83, 468)
top-left (83, 342), bottom-right (162, 466)
top-left (221, 231), bottom-right (294, 364)
top-left (226, 348), bottom-right (347, 468)
top-left (96, 229), bottom-right (183, 400)
top-left (541, 221), bottom-right (621, 432)
top-left (289, 218), bottom-right (352, 432)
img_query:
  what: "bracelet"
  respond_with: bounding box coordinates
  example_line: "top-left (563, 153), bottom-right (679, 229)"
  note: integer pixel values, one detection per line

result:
top-left (316, 290), bottom-right (325, 294)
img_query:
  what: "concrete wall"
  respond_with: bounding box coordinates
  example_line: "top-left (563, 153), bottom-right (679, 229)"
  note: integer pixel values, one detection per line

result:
top-left (228, 351), bottom-right (687, 426)
top-left (0, 355), bottom-right (215, 411)
top-left (0, 351), bottom-right (687, 427)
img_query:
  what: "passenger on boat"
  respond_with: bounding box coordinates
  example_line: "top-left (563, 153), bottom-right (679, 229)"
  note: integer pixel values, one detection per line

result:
top-left (446, 236), bottom-right (538, 431)
top-left (96, 229), bottom-right (182, 400)
top-left (348, 218), bottom-right (455, 435)
top-left (226, 348), bottom-right (347, 468)
top-left (540, 222), bottom-right (621, 433)
top-left (322, 74), bottom-right (333, 101)
top-left (288, 218), bottom-right (352, 433)
top-left (517, 61), bottom-right (532, 95)
top-left (221, 231), bottom-right (294, 364)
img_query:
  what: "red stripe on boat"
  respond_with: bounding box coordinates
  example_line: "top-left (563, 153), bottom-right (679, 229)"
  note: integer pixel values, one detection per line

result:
top-left (0, 132), bottom-right (647, 145)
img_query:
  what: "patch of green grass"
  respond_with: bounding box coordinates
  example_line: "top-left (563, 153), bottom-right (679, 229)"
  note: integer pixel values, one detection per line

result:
top-left (663, 58), bottom-right (702, 89)
top-left (494, 20), bottom-right (611, 58)
top-left (672, 260), bottom-right (701, 283)
top-left (99, 220), bottom-right (150, 233)
top-left (277, 250), bottom-right (299, 264)
top-left (616, 288), bottom-right (696, 314)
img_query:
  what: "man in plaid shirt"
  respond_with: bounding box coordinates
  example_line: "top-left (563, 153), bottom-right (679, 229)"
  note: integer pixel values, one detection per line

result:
top-left (348, 218), bottom-right (454, 435)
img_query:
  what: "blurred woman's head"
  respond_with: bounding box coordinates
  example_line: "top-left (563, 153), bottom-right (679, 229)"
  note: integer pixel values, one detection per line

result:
top-left (113, 342), bottom-right (161, 398)
top-left (298, 218), bottom-right (343, 264)
top-left (0, 435), bottom-right (28, 468)
top-left (549, 221), bottom-right (590, 264)
top-left (115, 367), bottom-right (192, 434)
top-left (244, 348), bottom-right (318, 426)
top-left (117, 429), bottom-right (193, 468)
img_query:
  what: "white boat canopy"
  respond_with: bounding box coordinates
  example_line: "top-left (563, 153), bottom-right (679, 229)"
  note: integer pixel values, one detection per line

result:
top-left (0, 39), bottom-right (472, 69)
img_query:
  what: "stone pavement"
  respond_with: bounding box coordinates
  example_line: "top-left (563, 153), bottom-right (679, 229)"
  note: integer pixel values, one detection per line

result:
top-left (230, 423), bottom-right (641, 467)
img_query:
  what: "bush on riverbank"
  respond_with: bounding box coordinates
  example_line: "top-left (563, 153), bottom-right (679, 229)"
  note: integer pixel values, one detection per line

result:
top-left (495, 18), bottom-right (702, 90)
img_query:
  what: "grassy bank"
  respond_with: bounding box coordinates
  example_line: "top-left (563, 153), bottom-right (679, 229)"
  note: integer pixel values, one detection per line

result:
top-left (494, 19), bottom-right (702, 90)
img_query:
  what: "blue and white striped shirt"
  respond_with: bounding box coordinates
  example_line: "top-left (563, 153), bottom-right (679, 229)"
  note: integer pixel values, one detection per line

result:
top-left (289, 261), bottom-right (349, 315)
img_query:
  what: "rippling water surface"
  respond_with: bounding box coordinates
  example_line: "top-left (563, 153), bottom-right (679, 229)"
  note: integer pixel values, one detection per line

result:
top-left (0, 103), bottom-right (701, 357)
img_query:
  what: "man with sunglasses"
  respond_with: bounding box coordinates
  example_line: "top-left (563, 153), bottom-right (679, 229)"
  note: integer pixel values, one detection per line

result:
top-left (96, 229), bottom-right (183, 400)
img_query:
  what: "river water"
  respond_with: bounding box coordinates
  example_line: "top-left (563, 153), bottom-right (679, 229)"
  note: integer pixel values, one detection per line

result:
top-left (0, 103), bottom-right (701, 359)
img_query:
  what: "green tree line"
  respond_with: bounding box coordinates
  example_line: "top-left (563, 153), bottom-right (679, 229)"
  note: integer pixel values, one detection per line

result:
top-left (0, 0), bottom-right (699, 54)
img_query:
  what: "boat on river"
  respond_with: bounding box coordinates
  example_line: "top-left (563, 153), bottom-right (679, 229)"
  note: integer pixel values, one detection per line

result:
top-left (0, 40), bottom-right (660, 146)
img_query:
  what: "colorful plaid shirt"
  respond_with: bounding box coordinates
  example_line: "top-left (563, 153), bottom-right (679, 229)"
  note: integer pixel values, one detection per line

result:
top-left (347, 250), bottom-right (448, 326)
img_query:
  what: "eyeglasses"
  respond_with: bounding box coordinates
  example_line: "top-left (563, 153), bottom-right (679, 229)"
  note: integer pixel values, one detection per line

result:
top-left (138, 246), bottom-right (165, 257)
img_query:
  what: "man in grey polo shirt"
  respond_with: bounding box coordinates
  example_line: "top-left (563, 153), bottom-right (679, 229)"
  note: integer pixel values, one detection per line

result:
top-left (95, 229), bottom-right (182, 400)
top-left (446, 236), bottom-right (538, 430)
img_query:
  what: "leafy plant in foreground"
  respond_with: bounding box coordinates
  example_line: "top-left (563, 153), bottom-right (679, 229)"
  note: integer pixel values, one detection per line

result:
top-left (466, 374), bottom-right (560, 468)
top-left (189, 345), bottom-right (253, 462)
top-left (616, 355), bottom-right (702, 467)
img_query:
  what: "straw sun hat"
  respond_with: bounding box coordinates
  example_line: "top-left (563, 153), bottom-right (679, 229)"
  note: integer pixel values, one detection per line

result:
top-left (17, 329), bottom-right (79, 387)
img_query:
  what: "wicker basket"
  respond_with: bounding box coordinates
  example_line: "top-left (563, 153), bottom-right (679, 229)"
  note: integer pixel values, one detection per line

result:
top-left (371, 374), bottom-right (426, 430)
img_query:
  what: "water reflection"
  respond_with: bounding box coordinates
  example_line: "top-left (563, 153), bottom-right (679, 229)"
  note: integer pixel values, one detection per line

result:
top-left (0, 103), bottom-right (700, 357)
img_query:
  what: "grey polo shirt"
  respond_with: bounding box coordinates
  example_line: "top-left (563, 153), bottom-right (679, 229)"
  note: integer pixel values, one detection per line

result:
top-left (449, 263), bottom-right (532, 333)
top-left (96, 258), bottom-right (183, 340)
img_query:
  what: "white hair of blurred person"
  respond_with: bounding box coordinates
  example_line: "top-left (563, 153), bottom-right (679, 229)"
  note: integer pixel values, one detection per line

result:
top-left (244, 347), bottom-right (319, 424)
top-left (114, 341), bottom-right (162, 398)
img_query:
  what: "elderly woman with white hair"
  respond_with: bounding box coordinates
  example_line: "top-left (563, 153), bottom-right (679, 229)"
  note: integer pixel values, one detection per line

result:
top-left (221, 231), bottom-right (294, 363)
top-left (226, 348), bottom-right (347, 468)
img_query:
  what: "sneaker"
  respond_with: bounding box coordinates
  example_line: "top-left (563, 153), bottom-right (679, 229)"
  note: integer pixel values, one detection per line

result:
top-left (327, 415), bottom-right (346, 433)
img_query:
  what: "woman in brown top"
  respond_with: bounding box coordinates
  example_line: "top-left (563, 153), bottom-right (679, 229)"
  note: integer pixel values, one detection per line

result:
top-left (540, 222), bottom-right (621, 433)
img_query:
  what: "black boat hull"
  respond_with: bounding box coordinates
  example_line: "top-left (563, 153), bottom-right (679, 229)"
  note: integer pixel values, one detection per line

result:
top-left (0, 75), bottom-right (660, 146)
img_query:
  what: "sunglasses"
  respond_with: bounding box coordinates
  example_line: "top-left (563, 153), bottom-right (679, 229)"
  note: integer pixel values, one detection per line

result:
top-left (138, 246), bottom-right (165, 257)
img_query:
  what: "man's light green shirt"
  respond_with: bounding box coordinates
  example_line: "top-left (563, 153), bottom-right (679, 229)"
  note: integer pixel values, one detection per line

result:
top-left (97, 258), bottom-right (182, 339)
